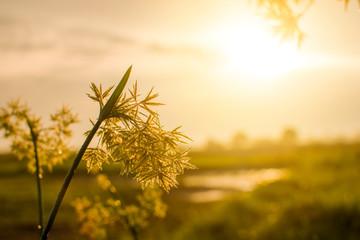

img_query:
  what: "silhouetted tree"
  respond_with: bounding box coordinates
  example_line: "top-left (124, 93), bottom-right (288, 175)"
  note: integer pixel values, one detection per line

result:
top-left (280, 127), bottom-right (298, 148)
top-left (204, 138), bottom-right (226, 153)
top-left (230, 131), bottom-right (248, 152)
top-left (252, 138), bottom-right (278, 152)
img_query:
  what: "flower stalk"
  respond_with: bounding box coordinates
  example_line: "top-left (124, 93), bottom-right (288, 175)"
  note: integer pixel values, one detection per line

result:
top-left (40, 118), bottom-right (102, 240)
top-left (25, 116), bottom-right (44, 235)
top-left (40, 66), bottom-right (132, 240)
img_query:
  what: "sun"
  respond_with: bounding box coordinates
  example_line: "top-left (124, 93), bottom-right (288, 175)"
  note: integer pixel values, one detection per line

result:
top-left (201, 18), bottom-right (302, 81)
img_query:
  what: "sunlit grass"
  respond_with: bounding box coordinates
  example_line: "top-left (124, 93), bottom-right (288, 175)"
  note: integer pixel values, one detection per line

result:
top-left (2, 142), bottom-right (360, 239)
top-left (177, 143), bottom-right (360, 239)
top-left (190, 151), bottom-right (297, 170)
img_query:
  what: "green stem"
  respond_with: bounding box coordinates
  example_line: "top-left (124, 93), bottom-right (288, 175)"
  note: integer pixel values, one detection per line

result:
top-left (130, 227), bottom-right (139, 240)
top-left (33, 134), bottom-right (43, 235)
top-left (107, 182), bottom-right (139, 240)
top-left (26, 117), bottom-right (43, 235)
top-left (40, 118), bottom-right (103, 240)
top-left (40, 66), bottom-right (131, 240)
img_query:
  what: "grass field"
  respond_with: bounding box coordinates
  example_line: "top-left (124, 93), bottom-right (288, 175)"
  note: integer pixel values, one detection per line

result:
top-left (1, 142), bottom-right (360, 239)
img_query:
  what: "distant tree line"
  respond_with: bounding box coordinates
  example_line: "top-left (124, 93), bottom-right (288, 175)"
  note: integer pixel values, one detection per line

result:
top-left (203, 127), bottom-right (360, 153)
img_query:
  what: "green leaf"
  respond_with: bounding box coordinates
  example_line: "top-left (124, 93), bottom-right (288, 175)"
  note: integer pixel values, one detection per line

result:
top-left (99, 66), bottom-right (132, 121)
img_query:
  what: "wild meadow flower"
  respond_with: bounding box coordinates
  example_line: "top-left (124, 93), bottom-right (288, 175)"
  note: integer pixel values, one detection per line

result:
top-left (41, 66), bottom-right (195, 240)
top-left (84, 80), bottom-right (195, 192)
top-left (0, 99), bottom-right (78, 172)
top-left (73, 174), bottom-right (167, 240)
top-left (0, 99), bottom-right (78, 234)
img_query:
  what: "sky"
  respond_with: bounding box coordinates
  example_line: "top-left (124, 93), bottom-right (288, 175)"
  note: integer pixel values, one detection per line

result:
top-left (1, 0), bottom-right (360, 150)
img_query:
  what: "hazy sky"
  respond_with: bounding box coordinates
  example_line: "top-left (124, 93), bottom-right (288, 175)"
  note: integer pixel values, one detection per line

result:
top-left (1, 0), bottom-right (360, 150)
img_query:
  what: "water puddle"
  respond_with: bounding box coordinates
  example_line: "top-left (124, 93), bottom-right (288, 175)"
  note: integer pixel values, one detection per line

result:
top-left (182, 168), bottom-right (286, 203)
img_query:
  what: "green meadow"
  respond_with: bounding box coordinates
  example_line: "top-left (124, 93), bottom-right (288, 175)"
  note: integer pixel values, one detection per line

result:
top-left (1, 142), bottom-right (360, 239)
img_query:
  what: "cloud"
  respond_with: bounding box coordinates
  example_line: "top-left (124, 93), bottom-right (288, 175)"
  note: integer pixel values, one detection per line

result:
top-left (64, 27), bottom-right (137, 45)
top-left (0, 14), bottom-right (57, 52)
top-left (60, 27), bottom-right (139, 57)
top-left (0, 12), bottom-right (138, 54)
top-left (146, 42), bottom-right (210, 58)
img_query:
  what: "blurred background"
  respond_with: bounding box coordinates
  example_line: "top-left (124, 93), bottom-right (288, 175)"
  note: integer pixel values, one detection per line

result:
top-left (1, 0), bottom-right (360, 149)
top-left (1, 0), bottom-right (360, 239)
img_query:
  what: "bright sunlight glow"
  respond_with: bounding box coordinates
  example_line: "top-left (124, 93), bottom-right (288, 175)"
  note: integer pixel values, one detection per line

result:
top-left (202, 18), bottom-right (303, 81)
